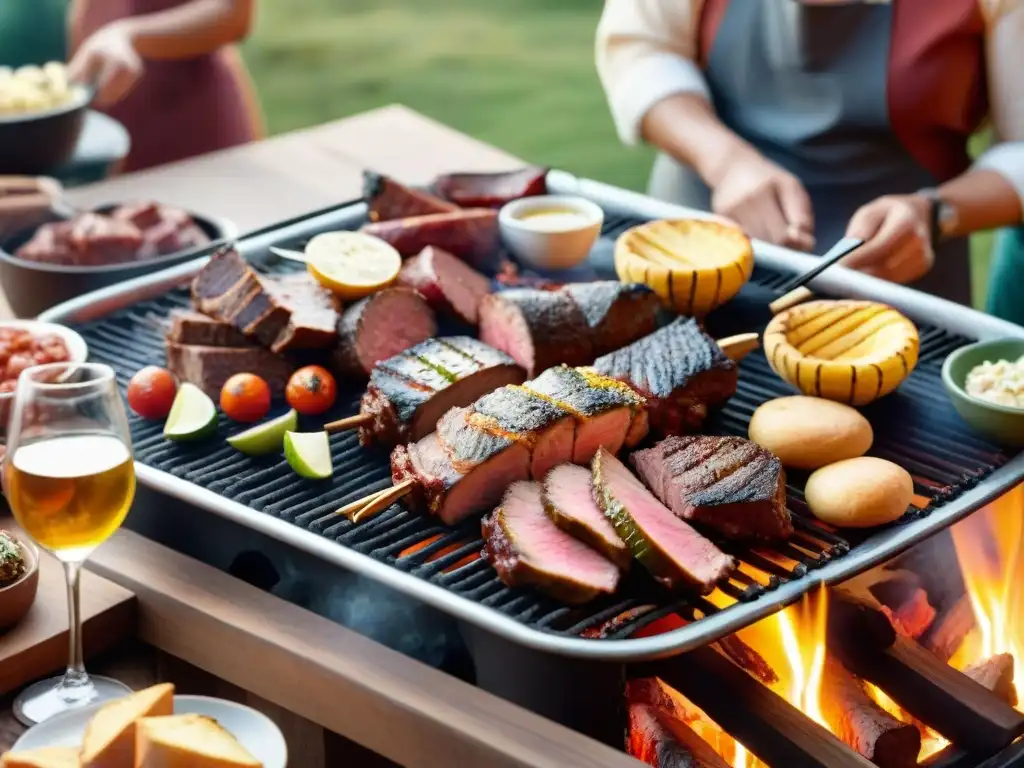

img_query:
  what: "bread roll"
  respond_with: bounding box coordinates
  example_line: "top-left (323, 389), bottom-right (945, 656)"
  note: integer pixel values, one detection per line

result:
top-left (748, 396), bottom-right (872, 469)
top-left (805, 457), bottom-right (913, 528)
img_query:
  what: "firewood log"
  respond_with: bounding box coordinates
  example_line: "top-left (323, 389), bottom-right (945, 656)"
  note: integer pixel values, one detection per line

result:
top-left (962, 654), bottom-right (1017, 707)
top-left (920, 595), bottom-right (976, 663)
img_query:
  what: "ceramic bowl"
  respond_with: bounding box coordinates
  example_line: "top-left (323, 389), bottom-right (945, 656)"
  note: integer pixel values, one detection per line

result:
top-left (0, 85), bottom-right (91, 175)
top-left (498, 194), bottom-right (603, 271)
top-left (942, 337), bottom-right (1024, 446)
top-left (0, 533), bottom-right (39, 631)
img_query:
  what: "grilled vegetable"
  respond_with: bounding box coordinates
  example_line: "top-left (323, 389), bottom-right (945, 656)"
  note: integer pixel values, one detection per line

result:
top-left (127, 366), bottom-right (178, 421)
top-left (764, 299), bottom-right (919, 405)
top-left (285, 365), bottom-right (337, 416)
top-left (614, 219), bottom-right (754, 317)
top-left (220, 373), bottom-right (272, 423)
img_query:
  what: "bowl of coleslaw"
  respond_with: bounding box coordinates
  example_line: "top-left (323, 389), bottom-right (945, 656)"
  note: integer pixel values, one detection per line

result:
top-left (0, 62), bottom-right (92, 175)
top-left (942, 337), bottom-right (1024, 446)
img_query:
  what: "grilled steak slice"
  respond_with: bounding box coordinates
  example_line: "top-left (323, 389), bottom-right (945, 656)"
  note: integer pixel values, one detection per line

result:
top-left (364, 171), bottom-right (457, 222)
top-left (563, 282), bottom-right (660, 358)
top-left (358, 337), bottom-right (525, 448)
top-left (542, 464), bottom-right (631, 570)
top-left (263, 273), bottom-right (341, 351)
top-left (631, 436), bottom-right (792, 541)
top-left (478, 282), bottom-right (659, 377)
top-left (191, 247), bottom-right (340, 352)
top-left (332, 288), bottom-right (437, 378)
top-left (592, 448), bottom-right (735, 593)
top-left (527, 365), bottom-right (647, 463)
top-left (361, 209), bottom-right (499, 268)
top-left (482, 481), bottom-right (620, 605)
top-left (165, 342), bottom-right (295, 399)
top-left (594, 318), bottom-right (738, 435)
top-left (432, 166), bottom-right (548, 208)
top-left (391, 432), bottom-right (529, 526)
top-left (398, 246), bottom-right (492, 325)
top-left (167, 310), bottom-right (249, 347)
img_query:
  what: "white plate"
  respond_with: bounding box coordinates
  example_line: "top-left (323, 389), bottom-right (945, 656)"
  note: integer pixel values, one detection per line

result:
top-left (11, 694), bottom-right (287, 767)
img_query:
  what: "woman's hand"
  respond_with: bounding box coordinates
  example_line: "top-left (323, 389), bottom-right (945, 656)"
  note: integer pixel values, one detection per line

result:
top-left (68, 21), bottom-right (144, 108)
top-left (841, 195), bottom-right (934, 284)
top-left (709, 149), bottom-right (816, 252)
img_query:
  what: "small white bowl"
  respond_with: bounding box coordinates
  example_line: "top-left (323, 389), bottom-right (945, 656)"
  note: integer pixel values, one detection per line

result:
top-left (0, 320), bottom-right (89, 426)
top-left (498, 194), bottom-right (604, 271)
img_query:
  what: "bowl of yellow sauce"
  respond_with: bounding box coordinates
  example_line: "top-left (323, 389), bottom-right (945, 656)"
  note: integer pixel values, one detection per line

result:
top-left (498, 195), bottom-right (604, 271)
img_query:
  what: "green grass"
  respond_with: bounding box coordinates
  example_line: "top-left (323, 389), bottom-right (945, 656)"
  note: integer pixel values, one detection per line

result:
top-left (241, 0), bottom-right (993, 308)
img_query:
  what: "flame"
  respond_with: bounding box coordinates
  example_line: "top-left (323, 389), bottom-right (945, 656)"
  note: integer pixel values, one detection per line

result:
top-left (949, 484), bottom-right (1024, 708)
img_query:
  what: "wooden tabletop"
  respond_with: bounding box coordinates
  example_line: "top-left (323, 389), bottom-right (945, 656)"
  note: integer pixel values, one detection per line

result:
top-left (1, 107), bottom-right (645, 767)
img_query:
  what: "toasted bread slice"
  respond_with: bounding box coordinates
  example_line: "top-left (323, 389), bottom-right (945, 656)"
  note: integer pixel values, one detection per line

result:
top-left (81, 684), bottom-right (174, 768)
top-left (1, 747), bottom-right (80, 768)
top-left (135, 715), bottom-right (260, 768)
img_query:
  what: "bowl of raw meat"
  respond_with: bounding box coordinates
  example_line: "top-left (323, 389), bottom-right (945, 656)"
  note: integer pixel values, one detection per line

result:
top-left (0, 201), bottom-right (236, 317)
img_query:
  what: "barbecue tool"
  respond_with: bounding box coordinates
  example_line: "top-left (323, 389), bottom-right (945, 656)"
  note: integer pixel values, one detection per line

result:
top-left (323, 331), bottom-right (761, 525)
top-left (768, 237), bottom-right (865, 315)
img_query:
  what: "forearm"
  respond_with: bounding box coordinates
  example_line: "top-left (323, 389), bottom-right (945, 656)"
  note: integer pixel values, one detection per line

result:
top-left (118, 0), bottom-right (254, 60)
top-left (934, 168), bottom-right (1023, 238)
top-left (640, 93), bottom-right (759, 187)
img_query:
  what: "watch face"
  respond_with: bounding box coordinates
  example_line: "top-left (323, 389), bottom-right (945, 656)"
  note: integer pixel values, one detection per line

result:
top-left (938, 202), bottom-right (959, 236)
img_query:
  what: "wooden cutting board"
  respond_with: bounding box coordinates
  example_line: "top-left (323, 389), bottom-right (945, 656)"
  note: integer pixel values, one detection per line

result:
top-left (0, 518), bottom-right (137, 695)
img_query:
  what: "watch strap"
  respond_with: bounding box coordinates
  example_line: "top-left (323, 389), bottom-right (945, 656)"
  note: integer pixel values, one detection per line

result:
top-left (916, 187), bottom-right (942, 246)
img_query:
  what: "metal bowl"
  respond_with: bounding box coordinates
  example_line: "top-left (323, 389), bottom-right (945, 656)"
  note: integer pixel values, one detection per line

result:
top-left (942, 337), bottom-right (1024, 447)
top-left (0, 205), bottom-right (237, 318)
top-left (0, 86), bottom-right (91, 175)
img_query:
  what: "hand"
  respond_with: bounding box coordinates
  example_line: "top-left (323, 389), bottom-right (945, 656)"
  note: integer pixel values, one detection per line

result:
top-left (68, 21), bottom-right (143, 109)
top-left (841, 195), bottom-right (934, 284)
top-left (709, 149), bottom-right (815, 251)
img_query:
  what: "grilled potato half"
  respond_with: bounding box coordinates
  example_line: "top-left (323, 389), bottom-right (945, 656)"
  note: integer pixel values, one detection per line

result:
top-left (614, 219), bottom-right (754, 316)
top-left (764, 300), bottom-right (920, 405)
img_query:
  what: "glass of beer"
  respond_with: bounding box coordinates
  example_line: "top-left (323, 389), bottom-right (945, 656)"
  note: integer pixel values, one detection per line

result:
top-left (4, 362), bottom-right (135, 725)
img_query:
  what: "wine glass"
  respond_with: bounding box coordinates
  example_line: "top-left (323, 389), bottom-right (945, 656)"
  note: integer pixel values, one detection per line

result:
top-left (4, 362), bottom-right (135, 726)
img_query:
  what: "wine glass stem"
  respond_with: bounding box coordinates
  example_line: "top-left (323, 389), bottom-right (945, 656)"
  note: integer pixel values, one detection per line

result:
top-left (60, 560), bottom-right (93, 702)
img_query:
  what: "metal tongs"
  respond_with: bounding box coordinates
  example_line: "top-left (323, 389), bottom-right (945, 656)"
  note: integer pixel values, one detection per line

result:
top-left (768, 237), bottom-right (865, 314)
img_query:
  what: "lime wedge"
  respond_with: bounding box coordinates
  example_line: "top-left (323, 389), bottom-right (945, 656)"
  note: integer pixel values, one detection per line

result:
top-left (283, 430), bottom-right (333, 479)
top-left (228, 409), bottom-right (298, 456)
top-left (163, 383), bottom-right (218, 441)
top-left (304, 231), bottom-right (401, 301)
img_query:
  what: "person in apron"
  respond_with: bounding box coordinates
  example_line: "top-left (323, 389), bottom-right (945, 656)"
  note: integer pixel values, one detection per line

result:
top-left (596, 0), bottom-right (1024, 307)
top-left (67, 0), bottom-right (264, 173)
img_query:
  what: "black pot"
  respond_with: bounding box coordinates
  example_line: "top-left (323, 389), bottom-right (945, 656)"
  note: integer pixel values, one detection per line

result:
top-left (0, 206), bottom-right (237, 318)
top-left (0, 88), bottom-right (91, 175)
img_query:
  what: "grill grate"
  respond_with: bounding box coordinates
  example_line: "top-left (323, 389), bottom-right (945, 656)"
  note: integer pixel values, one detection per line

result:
top-left (71, 212), bottom-right (1016, 642)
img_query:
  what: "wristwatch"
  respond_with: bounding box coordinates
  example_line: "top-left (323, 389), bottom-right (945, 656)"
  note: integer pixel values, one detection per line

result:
top-left (915, 187), bottom-right (959, 245)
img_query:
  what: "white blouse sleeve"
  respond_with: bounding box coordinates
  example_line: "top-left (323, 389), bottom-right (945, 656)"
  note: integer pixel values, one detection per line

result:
top-left (972, 0), bottom-right (1024, 213)
top-left (595, 0), bottom-right (708, 146)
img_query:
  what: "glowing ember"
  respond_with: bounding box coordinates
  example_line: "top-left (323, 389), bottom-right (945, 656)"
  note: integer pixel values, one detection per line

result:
top-left (949, 485), bottom-right (1024, 708)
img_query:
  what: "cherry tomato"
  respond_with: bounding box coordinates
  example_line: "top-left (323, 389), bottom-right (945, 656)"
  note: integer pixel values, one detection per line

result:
top-left (220, 373), bottom-right (272, 423)
top-left (127, 366), bottom-right (178, 420)
top-left (285, 365), bottom-right (337, 416)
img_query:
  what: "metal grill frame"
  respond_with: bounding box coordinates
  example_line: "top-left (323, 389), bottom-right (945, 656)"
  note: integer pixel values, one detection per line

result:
top-left (39, 170), bottom-right (1024, 661)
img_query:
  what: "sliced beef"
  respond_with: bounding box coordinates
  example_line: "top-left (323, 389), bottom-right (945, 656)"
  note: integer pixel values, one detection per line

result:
top-left (631, 436), bottom-right (792, 541)
top-left (562, 282), bottom-right (660, 357)
top-left (482, 481), bottom-right (621, 604)
top-left (392, 432), bottom-right (529, 526)
top-left (332, 287), bottom-right (437, 378)
top-left (191, 247), bottom-right (340, 353)
top-left (432, 166), bottom-right (548, 208)
top-left (397, 246), bottom-right (492, 325)
top-left (478, 282), bottom-right (659, 377)
top-left (478, 289), bottom-right (593, 377)
top-left (358, 336), bottom-right (525, 448)
top-left (594, 318), bottom-right (738, 435)
top-left (527, 365), bottom-right (647, 463)
top-left (167, 310), bottom-right (248, 347)
top-left (165, 342), bottom-right (295, 399)
top-left (542, 463), bottom-right (631, 570)
top-left (592, 448), bottom-right (735, 593)
top-left (361, 209), bottom-right (499, 268)
top-left (363, 170), bottom-right (458, 222)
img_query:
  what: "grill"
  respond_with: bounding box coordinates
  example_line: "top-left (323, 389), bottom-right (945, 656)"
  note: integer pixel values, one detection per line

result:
top-left (38, 173), bottom-right (1024, 664)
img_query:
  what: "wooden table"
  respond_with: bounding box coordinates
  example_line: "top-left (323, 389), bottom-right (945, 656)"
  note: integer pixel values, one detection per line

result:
top-left (0, 106), bottom-right (644, 768)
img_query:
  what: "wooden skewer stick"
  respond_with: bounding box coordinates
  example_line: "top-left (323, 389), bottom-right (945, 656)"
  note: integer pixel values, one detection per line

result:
top-left (314, 486), bottom-right (391, 526)
top-left (323, 413), bottom-right (373, 434)
top-left (716, 332), bottom-right (760, 362)
top-left (769, 236), bottom-right (866, 316)
top-left (769, 285), bottom-right (814, 316)
top-left (351, 480), bottom-right (415, 524)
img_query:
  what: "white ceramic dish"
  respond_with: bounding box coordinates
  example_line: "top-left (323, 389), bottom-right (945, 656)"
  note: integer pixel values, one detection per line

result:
top-left (11, 694), bottom-right (287, 767)
top-left (0, 320), bottom-right (89, 423)
top-left (498, 194), bottom-right (604, 271)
